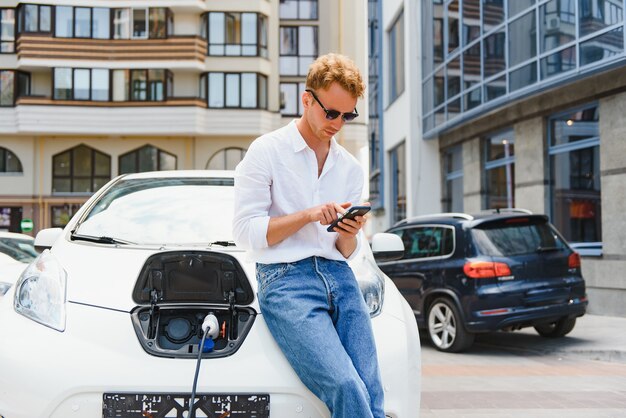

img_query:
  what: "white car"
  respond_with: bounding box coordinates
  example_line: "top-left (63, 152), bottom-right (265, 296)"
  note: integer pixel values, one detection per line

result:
top-left (0, 231), bottom-right (38, 298)
top-left (0, 170), bottom-right (421, 418)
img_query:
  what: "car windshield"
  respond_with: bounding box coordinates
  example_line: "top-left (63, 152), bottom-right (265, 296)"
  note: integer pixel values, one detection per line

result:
top-left (75, 177), bottom-right (236, 245)
top-left (0, 237), bottom-right (38, 263)
top-left (471, 220), bottom-right (567, 256)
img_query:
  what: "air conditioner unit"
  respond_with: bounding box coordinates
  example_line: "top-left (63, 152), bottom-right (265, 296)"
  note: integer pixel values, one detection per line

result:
top-left (548, 17), bottom-right (560, 30)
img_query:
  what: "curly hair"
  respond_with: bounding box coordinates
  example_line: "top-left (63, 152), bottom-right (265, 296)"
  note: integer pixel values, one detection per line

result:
top-left (305, 53), bottom-right (366, 98)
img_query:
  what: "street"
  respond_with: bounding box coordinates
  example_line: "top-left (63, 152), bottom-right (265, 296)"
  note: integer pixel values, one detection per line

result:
top-left (419, 314), bottom-right (626, 418)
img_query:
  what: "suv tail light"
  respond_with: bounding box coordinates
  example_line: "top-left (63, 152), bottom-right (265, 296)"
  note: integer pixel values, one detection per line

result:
top-left (463, 261), bottom-right (512, 279)
top-left (568, 252), bottom-right (581, 269)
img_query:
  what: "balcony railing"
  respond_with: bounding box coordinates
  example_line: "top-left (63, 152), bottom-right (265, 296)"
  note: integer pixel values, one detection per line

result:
top-left (16, 35), bottom-right (207, 62)
top-left (15, 96), bottom-right (207, 107)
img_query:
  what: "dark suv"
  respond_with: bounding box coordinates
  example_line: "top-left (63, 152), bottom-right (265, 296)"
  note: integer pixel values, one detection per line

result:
top-left (378, 210), bottom-right (588, 352)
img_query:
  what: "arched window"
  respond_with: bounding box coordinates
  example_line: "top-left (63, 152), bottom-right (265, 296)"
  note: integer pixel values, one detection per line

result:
top-left (52, 144), bottom-right (110, 193)
top-left (206, 147), bottom-right (246, 170)
top-left (0, 147), bottom-right (23, 173)
top-left (119, 145), bottom-right (176, 174)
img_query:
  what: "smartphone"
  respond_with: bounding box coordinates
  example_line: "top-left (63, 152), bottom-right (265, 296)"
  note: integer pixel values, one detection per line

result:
top-left (326, 205), bottom-right (371, 232)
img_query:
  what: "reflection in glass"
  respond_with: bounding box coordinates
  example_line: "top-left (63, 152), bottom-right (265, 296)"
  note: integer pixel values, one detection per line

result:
top-left (509, 10), bottom-right (536, 67)
top-left (241, 73), bottom-right (257, 108)
top-left (463, 0), bottom-right (481, 45)
top-left (0, 70), bottom-right (13, 106)
top-left (541, 46), bottom-right (576, 78)
top-left (433, 3), bottom-right (444, 64)
top-left (55, 6), bottom-right (72, 37)
top-left (508, 0), bottom-right (535, 17)
top-left (580, 27), bottom-right (624, 67)
top-left (74, 7), bottom-right (91, 38)
top-left (91, 68), bottom-right (109, 101)
top-left (208, 73), bottom-right (224, 108)
top-left (443, 145), bottom-right (463, 212)
top-left (448, 1), bottom-right (460, 53)
top-left (482, 0), bottom-right (504, 32)
top-left (579, 0), bottom-right (623, 37)
top-left (550, 105), bottom-right (598, 147)
top-left (206, 148), bottom-right (246, 170)
top-left (447, 57), bottom-right (461, 97)
top-left (225, 74), bottom-right (240, 107)
top-left (540, 0), bottom-right (576, 53)
top-left (463, 43), bottom-right (481, 89)
top-left (464, 86), bottom-right (481, 110)
top-left (93, 8), bottom-right (110, 39)
top-left (73, 69), bottom-right (90, 100)
top-left (485, 75), bottom-right (506, 101)
top-left (434, 68), bottom-right (445, 107)
top-left (483, 30), bottom-right (505, 77)
top-left (509, 62), bottom-right (537, 92)
top-left (54, 68), bottom-right (72, 100)
top-left (448, 97), bottom-right (461, 120)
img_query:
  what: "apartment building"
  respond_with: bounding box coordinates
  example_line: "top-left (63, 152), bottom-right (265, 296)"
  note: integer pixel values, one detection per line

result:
top-left (371, 0), bottom-right (626, 316)
top-left (0, 0), bottom-right (368, 232)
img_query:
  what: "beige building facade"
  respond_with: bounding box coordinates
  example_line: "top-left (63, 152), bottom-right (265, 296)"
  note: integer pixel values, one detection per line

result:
top-left (0, 0), bottom-right (369, 233)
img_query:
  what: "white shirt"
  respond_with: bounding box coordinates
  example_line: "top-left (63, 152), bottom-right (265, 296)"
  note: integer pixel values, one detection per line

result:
top-left (233, 120), bottom-right (364, 264)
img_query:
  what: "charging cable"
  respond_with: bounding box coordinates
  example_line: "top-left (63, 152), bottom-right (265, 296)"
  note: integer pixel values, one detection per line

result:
top-left (188, 313), bottom-right (219, 418)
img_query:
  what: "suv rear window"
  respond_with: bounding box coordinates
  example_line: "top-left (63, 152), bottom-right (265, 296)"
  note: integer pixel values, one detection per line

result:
top-left (471, 219), bottom-right (567, 256)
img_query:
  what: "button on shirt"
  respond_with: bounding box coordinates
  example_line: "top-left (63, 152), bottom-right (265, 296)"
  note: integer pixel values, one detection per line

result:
top-left (233, 120), bottom-right (364, 264)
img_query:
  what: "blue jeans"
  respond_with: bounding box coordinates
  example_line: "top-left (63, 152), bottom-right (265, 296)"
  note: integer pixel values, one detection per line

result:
top-left (256, 256), bottom-right (385, 418)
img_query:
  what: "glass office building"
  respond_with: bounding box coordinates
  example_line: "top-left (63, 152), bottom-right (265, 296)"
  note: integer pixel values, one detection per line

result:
top-left (422, 0), bottom-right (624, 137)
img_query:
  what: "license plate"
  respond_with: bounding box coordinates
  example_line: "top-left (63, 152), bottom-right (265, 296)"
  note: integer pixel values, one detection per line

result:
top-left (102, 393), bottom-right (270, 417)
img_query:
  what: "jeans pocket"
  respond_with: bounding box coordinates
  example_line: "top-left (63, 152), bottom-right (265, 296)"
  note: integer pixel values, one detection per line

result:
top-left (256, 263), bottom-right (291, 294)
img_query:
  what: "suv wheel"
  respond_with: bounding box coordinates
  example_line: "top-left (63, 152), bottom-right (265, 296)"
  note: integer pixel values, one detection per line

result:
top-left (534, 316), bottom-right (576, 338)
top-left (427, 298), bottom-right (475, 352)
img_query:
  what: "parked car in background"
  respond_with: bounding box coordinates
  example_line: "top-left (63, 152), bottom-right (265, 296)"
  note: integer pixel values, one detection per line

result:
top-left (377, 210), bottom-right (588, 353)
top-left (0, 232), bottom-right (37, 299)
top-left (0, 171), bottom-right (420, 418)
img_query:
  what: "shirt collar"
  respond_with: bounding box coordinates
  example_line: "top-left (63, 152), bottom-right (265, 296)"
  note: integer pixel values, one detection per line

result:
top-left (290, 119), bottom-right (341, 157)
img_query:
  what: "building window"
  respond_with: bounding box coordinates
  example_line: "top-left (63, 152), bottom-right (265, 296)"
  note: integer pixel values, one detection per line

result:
top-left (483, 129), bottom-right (515, 209)
top-left (202, 72), bottom-right (268, 109)
top-left (280, 82), bottom-right (305, 116)
top-left (0, 147), bottom-right (22, 173)
top-left (549, 104), bottom-right (601, 244)
top-left (52, 144), bottom-right (111, 194)
top-left (443, 145), bottom-right (463, 212)
top-left (110, 69), bottom-right (171, 102)
top-left (53, 68), bottom-right (110, 101)
top-left (388, 10), bottom-right (405, 103)
top-left (17, 4), bottom-right (51, 34)
top-left (112, 8), bottom-right (170, 40)
top-left (390, 142), bottom-right (406, 224)
top-left (0, 70), bottom-right (30, 106)
top-left (0, 9), bottom-right (15, 53)
top-left (203, 12), bottom-right (268, 57)
top-left (280, 26), bottom-right (318, 76)
top-left (119, 145), bottom-right (176, 174)
top-left (280, 0), bottom-right (318, 20)
top-left (51, 204), bottom-right (82, 228)
top-left (368, 0), bottom-right (383, 208)
top-left (55, 6), bottom-right (110, 39)
top-left (391, 225), bottom-right (455, 260)
top-left (0, 207), bottom-right (23, 232)
top-left (206, 147), bottom-right (247, 170)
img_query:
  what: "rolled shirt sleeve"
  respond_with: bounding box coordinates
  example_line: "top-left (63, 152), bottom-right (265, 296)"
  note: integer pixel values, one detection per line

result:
top-left (232, 140), bottom-right (272, 250)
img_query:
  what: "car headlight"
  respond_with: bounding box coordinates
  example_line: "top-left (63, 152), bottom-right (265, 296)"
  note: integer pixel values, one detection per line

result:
top-left (0, 281), bottom-right (12, 297)
top-left (13, 250), bottom-right (67, 332)
top-left (353, 258), bottom-right (385, 318)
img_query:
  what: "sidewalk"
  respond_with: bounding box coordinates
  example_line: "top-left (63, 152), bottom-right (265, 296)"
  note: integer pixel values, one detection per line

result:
top-left (473, 313), bottom-right (626, 364)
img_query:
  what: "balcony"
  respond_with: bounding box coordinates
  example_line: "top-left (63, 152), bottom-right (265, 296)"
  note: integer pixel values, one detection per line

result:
top-left (16, 35), bottom-right (207, 63)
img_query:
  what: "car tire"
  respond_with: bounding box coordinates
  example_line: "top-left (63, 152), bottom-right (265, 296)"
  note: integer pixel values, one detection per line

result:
top-left (427, 298), bottom-right (475, 353)
top-left (534, 316), bottom-right (576, 338)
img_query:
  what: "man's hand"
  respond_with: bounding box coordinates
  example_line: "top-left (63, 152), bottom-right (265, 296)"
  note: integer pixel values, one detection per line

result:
top-left (307, 201), bottom-right (352, 226)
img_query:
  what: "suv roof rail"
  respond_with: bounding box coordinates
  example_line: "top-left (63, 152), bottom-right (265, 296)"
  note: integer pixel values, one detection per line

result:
top-left (489, 207), bottom-right (533, 215)
top-left (397, 212), bottom-right (474, 225)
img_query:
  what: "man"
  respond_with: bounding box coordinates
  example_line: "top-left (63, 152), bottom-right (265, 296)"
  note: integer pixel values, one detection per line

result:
top-left (232, 53), bottom-right (384, 418)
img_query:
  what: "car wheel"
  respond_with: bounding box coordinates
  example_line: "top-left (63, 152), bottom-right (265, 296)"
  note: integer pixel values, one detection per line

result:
top-left (534, 316), bottom-right (576, 338)
top-left (427, 298), bottom-right (475, 353)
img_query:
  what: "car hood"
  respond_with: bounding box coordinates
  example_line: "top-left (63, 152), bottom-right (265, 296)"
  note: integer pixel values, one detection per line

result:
top-left (51, 237), bottom-right (258, 312)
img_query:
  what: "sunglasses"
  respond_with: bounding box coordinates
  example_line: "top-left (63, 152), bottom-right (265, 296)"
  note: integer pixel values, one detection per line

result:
top-left (305, 89), bottom-right (359, 122)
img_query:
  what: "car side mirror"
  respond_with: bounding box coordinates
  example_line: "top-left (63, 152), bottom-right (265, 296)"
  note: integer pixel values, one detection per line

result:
top-left (34, 228), bottom-right (63, 252)
top-left (371, 233), bottom-right (404, 262)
